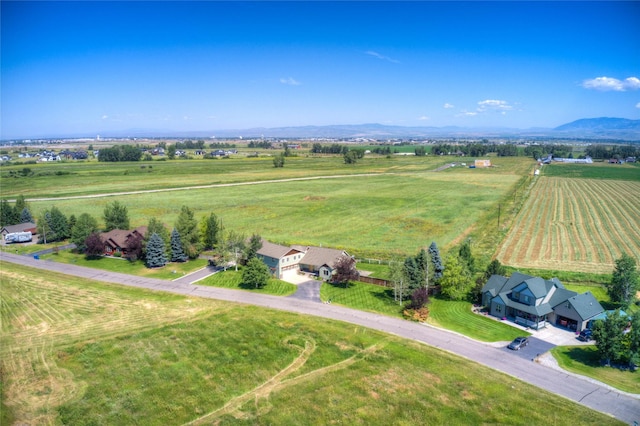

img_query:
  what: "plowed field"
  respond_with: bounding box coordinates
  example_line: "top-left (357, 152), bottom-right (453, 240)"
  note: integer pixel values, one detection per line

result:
top-left (496, 176), bottom-right (640, 274)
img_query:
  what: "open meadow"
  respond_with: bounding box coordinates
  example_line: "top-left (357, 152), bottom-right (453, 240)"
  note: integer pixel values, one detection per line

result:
top-left (1, 155), bottom-right (531, 259)
top-left (496, 162), bottom-right (640, 274)
top-left (0, 262), bottom-right (622, 426)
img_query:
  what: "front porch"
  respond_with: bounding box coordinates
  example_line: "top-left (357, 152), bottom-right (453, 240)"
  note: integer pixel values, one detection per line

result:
top-left (508, 307), bottom-right (548, 330)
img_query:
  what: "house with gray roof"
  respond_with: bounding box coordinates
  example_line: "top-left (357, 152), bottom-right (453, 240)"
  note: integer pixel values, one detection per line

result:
top-left (482, 272), bottom-right (604, 331)
top-left (256, 240), bottom-right (305, 279)
top-left (1, 222), bottom-right (37, 239)
top-left (256, 240), bottom-right (353, 281)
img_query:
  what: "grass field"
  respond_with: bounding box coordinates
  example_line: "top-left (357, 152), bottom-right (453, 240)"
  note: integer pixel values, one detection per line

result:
top-left (1, 262), bottom-right (621, 425)
top-left (197, 269), bottom-right (297, 296)
top-left (541, 162), bottom-right (640, 181)
top-left (496, 176), bottom-right (640, 274)
top-left (9, 157), bottom-right (529, 260)
top-left (550, 345), bottom-right (639, 394)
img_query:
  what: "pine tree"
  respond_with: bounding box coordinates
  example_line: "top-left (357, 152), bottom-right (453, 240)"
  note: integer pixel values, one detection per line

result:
top-left (429, 241), bottom-right (445, 282)
top-left (607, 253), bottom-right (639, 307)
top-left (20, 207), bottom-right (33, 223)
top-left (170, 229), bottom-right (188, 262)
top-left (145, 233), bottom-right (168, 268)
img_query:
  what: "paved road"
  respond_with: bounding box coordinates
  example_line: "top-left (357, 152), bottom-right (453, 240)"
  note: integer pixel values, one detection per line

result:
top-left (2, 252), bottom-right (638, 424)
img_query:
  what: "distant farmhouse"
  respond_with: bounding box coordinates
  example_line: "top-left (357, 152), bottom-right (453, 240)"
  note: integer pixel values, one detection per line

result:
top-left (481, 272), bottom-right (604, 331)
top-left (256, 239), bottom-right (352, 281)
top-left (540, 154), bottom-right (593, 164)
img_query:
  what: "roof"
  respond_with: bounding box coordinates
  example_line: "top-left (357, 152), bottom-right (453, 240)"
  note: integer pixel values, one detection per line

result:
top-left (495, 294), bottom-right (554, 317)
top-left (257, 240), bottom-right (302, 259)
top-left (482, 274), bottom-right (508, 297)
top-left (564, 292), bottom-right (605, 321)
top-left (300, 246), bottom-right (349, 269)
top-left (101, 226), bottom-right (147, 249)
top-left (1, 222), bottom-right (37, 234)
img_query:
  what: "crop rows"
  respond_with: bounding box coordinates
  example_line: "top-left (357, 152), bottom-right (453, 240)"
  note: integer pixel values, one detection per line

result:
top-left (496, 177), bottom-right (640, 274)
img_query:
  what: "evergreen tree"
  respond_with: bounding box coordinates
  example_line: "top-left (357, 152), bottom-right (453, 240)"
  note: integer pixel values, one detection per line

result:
top-left (200, 213), bottom-right (220, 250)
top-left (606, 253), bottom-right (639, 307)
top-left (0, 199), bottom-right (17, 226)
top-left (146, 217), bottom-right (170, 257)
top-left (175, 205), bottom-right (200, 259)
top-left (403, 256), bottom-right (423, 290)
top-left (145, 233), bottom-right (168, 268)
top-left (244, 234), bottom-right (263, 262)
top-left (458, 239), bottom-right (475, 274)
top-left (414, 248), bottom-right (429, 288)
top-left (242, 257), bottom-right (271, 289)
top-left (103, 201), bottom-right (130, 231)
top-left (429, 241), bottom-right (444, 282)
top-left (71, 213), bottom-right (99, 252)
top-left (14, 195), bottom-right (29, 223)
top-left (170, 229), bottom-right (188, 262)
top-left (20, 207), bottom-right (33, 223)
top-left (49, 206), bottom-right (70, 240)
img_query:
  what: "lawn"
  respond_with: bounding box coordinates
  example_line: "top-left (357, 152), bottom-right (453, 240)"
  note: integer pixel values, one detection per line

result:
top-left (37, 249), bottom-right (208, 280)
top-left (1, 262), bottom-right (620, 426)
top-left (550, 345), bottom-right (639, 394)
top-left (426, 297), bottom-right (528, 342)
top-left (197, 269), bottom-right (297, 296)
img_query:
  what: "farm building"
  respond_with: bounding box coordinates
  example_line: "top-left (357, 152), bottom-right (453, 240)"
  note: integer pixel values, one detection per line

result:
top-left (474, 159), bottom-right (492, 168)
top-left (481, 272), bottom-right (604, 331)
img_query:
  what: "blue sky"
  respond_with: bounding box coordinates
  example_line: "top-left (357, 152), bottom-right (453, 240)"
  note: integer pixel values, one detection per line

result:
top-left (2, 1), bottom-right (639, 139)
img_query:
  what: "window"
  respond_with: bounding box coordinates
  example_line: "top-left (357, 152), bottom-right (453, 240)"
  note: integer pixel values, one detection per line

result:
top-left (523, 295), bottom-right (530, 304)
top-left (496, 304), bottom-right (502, 313)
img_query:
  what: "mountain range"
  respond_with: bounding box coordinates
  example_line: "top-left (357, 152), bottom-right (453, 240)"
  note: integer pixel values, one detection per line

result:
top-left (10, 117), bottom-right (640, 141)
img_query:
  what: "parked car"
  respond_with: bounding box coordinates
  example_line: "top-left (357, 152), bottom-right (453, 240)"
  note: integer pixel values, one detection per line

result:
top-left (578, 329), bottom-right (593, 342)
top-left (507, 337), bottom-right (529, 350)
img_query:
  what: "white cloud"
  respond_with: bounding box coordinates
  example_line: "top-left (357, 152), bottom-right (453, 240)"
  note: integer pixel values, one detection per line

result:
top-left (418, 115), bottom-right (430, 121)
top-left (636, 102), bottom-right (640, 109)
top-left (280, 77), bottom-right (301, 86)
top-left (101, 115), bottom-right (109, 120)
top-left (443, 103), bottom-right (455, 109)
top-left (365, 50), bottom-right (400, 64)
top-left (477, 99), bottom-right (513, 112)
top-left (457, 111), bottom-right (478, 117)
top-left (582, 76), bottom-right (640, 91)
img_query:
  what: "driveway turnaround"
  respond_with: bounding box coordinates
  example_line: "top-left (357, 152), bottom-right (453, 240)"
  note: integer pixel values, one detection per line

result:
top-left (2, 252), bottom-right (638, 424)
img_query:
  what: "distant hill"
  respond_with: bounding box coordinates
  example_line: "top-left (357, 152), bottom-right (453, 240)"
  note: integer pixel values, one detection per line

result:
top-left (553, 117), bottom-right (640, 140)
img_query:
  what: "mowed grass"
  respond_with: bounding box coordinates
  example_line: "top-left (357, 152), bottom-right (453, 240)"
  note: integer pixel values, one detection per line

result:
top-left (426, 297), bottom-right (528, 342)
top-left (197, 269), bottom-right (297, 296)
top-left (37, 249), bottom-right (208, 280)
top-left (550, 345), bottom-right (639, 394)
top-left (496, 176), bottom-right (640, 274)
top-left (1, 262), bottom-right (621, 426)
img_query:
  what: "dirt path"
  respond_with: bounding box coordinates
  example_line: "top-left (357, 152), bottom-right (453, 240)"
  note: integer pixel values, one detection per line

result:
top-left (19, 173), bottom-right (386, 202)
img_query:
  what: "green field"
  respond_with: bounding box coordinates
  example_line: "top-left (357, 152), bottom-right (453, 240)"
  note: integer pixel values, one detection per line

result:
top-left (3, 156), bottom-right (530, 260)
top-left (541, 162), bottom-right (640, 181)
top-left (0, 262), bottom-right (621, 425)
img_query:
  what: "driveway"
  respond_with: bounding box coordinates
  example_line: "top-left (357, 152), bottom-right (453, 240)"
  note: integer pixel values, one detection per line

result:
top-left (1, 251), bottom-right (637, 424)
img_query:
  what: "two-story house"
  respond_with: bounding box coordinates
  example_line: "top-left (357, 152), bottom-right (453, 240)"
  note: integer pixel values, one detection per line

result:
top-left (482, 272), bottom-right (604, 331)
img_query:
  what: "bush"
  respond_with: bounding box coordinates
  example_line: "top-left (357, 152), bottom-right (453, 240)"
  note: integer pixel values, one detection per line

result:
top-left (403, 307), bottom-right (430, 322)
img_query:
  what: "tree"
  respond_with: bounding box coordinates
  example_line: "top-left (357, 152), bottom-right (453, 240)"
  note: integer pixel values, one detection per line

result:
top-left (0, 199), bottom-right (16, 227)
top-left (103, 201), bottom-right (130, 231)
top-left (483, 259), bottom-right (506, 280)
top-left (403, 256), bottom-right (422, 290)
top-left (84, 232), bottom-right (104, 258)
top-left (407, 287), bottom-right (429, 310)
top-left (333, 255), bottom-right (359, 287)
top-left (71, 213), bottom-right (99, 252)
top-left (170, 229), bottom-right (188, 262)
top-left (273, 153), bottom-right (285, 168)
top-left (127, 232), bottom-right (144, 261)
top-left (200, 213), bottom-right (221, 250)
top-left (242, 257), bottom-right (271, 289)
top-left (343, 150), bottom-right (359, 164)
top-left (167, 144), bottom-right (176, 159)
top-left (429, 242), bottom-right (444, 282)
top-left (20, 207), bottom-right (33, 223)
top-left (145, 233), bottom-right (168, 268)
top-left (389, 258), bottom-right (409, 305)
top-left (244, 234), bottom-right (262, 262)
top-left (439, 255), bottom-right (473, 301)
top-left (175, 205), bottom-right (200, 259)
top-left (606, 253), bottom-right (639, 307)
top-left (458, 239), bottom-right (475, 274)
top-left (414, 248), bottom-right (429, 289)
top-left (592, 310), bottom-right (628, 366)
